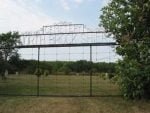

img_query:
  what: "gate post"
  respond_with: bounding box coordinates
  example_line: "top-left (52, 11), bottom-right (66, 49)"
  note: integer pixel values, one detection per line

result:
top-left (37, 47), bottom-right (40, 96)
top-left (90, 45), bottom-right (93, 96)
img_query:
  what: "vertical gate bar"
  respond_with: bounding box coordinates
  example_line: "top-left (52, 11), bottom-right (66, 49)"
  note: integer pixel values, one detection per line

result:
top-left (37, 47), bottom-right (40, 96)
top-left (90, 45), bottom-right (92, 96)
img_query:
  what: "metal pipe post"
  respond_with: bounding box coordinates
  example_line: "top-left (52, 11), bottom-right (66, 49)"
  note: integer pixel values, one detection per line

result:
top-left (37, 47), bottom-right (40, 96)
top-left (90, 45), bottom-right (93, 96)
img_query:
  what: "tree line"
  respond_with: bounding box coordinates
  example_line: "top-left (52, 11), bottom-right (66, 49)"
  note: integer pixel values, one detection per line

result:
top-left (2, 53), bottom-right (116, 75)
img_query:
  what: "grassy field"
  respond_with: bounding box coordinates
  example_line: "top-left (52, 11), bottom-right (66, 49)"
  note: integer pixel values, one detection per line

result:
top-left (0, 75), bottom-right (150, 113)
top-left (0, 97), bottom-right (150, 113)
top-left (0, 75), bottom-right (120, 96)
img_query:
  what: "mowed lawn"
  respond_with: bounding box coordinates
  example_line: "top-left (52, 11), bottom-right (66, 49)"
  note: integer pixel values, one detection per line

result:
top-left (0, 75), bottom-right (120, 96)
top-left (0, 75), bottom-right (150, 113)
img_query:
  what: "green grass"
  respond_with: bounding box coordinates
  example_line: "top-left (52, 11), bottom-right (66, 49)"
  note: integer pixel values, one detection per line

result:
top-left (0, 75), bottom-right (150, 113)
top-left (0, 75), bottom-right (120, 96)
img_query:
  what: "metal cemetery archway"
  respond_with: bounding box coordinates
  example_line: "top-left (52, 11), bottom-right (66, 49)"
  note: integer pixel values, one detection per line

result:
top-left (0, 24), bottom-right (120, 97)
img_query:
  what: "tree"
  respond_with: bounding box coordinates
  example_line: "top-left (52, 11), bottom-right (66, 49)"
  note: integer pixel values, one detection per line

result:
top-left (9, 52), bottom-right (21, 73)
top-left (0, 32), bottom-right (20, 79)
top-left (100, 0), bottom-right (150, 99)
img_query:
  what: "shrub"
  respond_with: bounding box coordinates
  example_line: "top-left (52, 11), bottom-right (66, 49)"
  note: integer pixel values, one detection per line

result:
top-left (117, 59), bottom-right (150, 99)
top-left (111, 75), bottom-right (119, 84)
top-left (108, 73), bottom-right (115, 79)
top-left (100, 73), bottom-right (107, 80)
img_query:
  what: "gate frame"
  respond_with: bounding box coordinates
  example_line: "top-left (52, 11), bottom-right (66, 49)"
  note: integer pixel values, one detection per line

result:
top-left (0, 42), bottom-right (117, 97)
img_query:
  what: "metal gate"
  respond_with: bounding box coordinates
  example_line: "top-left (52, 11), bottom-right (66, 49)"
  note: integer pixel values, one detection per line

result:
top-left (0, 24), bottom-right (120, 97)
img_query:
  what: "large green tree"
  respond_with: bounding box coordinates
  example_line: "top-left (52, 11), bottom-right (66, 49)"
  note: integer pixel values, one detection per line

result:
top-left (100, 0), bottom-right (150, 99)
top-left (0, 32), bottom-right (20, 79)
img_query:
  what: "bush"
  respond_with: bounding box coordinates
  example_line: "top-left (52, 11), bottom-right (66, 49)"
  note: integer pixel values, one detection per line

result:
top-left (100, 73), bottom-right (107, 80)
top-left (111, 75), bottom-right (119, 84)
top-left (117, 59), bottom-right (150, 99)
top-left (108, 73), bottom-right (115, 79)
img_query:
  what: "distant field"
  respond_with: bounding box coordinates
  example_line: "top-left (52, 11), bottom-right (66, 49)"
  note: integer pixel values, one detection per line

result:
top-left (0, 75), bottom-right (120, 96)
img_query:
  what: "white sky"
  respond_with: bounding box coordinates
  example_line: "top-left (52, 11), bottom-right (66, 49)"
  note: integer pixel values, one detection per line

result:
top-left (0, 0), bottom-right (121, 62)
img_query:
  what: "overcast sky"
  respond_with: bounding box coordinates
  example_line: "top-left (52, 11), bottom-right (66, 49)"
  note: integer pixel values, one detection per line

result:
top-left (0, 0), bottom-right (120, 62)
top-left (0, 0), bottom-right (110, 33)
